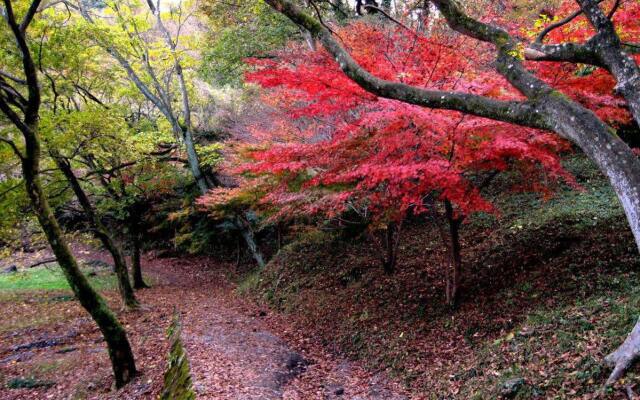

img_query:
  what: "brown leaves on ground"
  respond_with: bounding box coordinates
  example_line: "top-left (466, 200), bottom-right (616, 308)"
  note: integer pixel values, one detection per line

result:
top-left (0, 246), bottom-right (407, 399)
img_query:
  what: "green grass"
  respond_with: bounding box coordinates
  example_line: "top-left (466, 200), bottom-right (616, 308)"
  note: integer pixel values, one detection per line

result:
top-left (0, 265), bottom-right (117, 292)
top-left (6, 377), bottom-right (55, 389)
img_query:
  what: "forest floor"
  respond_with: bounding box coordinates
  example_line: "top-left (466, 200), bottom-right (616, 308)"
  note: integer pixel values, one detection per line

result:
top-left (0, 243), bottom-right (408, 400)
top-left (238, 155), bottom-right (640, 399)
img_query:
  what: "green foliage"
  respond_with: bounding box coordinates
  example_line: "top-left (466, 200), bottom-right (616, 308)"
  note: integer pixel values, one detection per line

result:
top-left (0, 177), bottom-right (30, 245)
top-left (498, 155), bottom-right (622, 233)
top-left (200, 0), bottom-right (297, 86)
top-left (195, 143), bottom-right (225, 168)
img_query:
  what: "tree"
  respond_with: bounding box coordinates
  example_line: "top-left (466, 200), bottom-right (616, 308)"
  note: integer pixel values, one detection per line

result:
top-left (262, 0), bottom-right (640, 384)
top-left (202, 23), bottom-right (574, 306)
top-left (67, 0), bottom-right (268, 268)
top-left (0, 0), bottom-right (136, 387)
top-left (200, 0), bottom-right (298, 87)
top-left (71, 0), bottom-right (211, 194)
top-left (43, 108), bottom-right (147, 306)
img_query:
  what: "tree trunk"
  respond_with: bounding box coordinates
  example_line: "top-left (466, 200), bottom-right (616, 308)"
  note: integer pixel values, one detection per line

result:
top-left (301, 28), bottom-right (317, 51)
top-left (237, 215), bottom-right (266, 269)
top-left (381, 222), bottom-right (399, 274)
top-left (541, 96), bottom-right (640, 384)
top-left (22, 159), bottom-right (137, 388)
top-left (130, 221), bottom-right (149, 289)
top-left (0, 1), bottom-right (136, 386)
top-left (444, 201), bottom-right (462, 308)
top-left (52, 153), bottom-right (139, 309)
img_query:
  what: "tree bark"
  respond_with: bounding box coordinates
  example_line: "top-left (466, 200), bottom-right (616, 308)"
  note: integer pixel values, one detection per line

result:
top-left (52, 152), bottom-right (139, 309)
top-left (444, 201), bottom-right (462, 308)
top-left (130, 218), bottom-right (149, 289)
top-left (237, 214), bottom-right (266, 269)
top-left (22, 163), bottom-right (137, 387)
top-left (381, 222), bottom-right (400, 274)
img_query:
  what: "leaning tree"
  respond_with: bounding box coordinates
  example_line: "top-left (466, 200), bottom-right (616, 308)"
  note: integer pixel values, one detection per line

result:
top-left (0, 0), bottom-right (136, 387)
top-left (263, 0), bottom-right (640, 385)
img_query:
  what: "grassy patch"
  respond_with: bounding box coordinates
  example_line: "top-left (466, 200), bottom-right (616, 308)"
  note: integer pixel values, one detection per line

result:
top-left (0, 265), bottom-right (116, 292)
top-left (6, 377), bottom-right (55, 389)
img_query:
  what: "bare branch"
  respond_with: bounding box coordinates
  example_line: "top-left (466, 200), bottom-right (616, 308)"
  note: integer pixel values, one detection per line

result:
top-left (0, 135), bottom-right (24, 160)
top-left (534, 0), bottom-right (606, 43)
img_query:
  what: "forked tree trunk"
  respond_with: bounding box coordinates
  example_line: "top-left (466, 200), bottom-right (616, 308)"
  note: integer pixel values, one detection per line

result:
top-left (22, 158), bottom-right (137, 388)
top-left (52, 153), bottom-right (139, 309)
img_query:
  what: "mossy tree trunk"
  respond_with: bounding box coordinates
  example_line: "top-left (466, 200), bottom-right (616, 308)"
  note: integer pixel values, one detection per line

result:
top-left (52, 151), bottom-right (139, 309)
top-left (22, 158), bottom-right (138, 387)
top-left (0, 0), bottom-right (137, 386)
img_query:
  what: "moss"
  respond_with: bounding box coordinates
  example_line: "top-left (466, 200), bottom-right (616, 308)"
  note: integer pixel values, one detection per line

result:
top-left (160, 311), bottom-right (196, 400)
top-left (6, 377), bottom-right (55, 389)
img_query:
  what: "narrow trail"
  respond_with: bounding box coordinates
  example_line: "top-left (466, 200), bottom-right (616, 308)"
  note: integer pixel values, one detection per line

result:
top-left (142, 255), bottom-right (409, 400)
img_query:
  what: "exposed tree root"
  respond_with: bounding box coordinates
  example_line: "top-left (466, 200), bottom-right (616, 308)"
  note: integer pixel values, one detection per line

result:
top-left (605, 318), bottom-right (640, 386)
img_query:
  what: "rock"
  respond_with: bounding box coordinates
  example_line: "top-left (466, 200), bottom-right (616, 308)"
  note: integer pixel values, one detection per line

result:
top-left (2, 265), bottom-right (17, 274)
top-left (334, 386), bottom-right (345, 396)
top-left (501, 377), bottom-right (526, 398)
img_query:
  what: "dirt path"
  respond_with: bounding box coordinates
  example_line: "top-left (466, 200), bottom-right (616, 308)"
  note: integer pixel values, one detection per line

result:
top-left (0, 247), bottom-right (408, 399)
top-left (141, 255), bottom-right (409, 400)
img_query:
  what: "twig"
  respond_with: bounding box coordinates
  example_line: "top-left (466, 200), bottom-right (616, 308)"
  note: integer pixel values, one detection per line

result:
top-left (27, 258), bottom-right (57, 268)
top-left (364, 5), bottom-right (419, 37)
top-left (535, 0), bottom-right (613, 43)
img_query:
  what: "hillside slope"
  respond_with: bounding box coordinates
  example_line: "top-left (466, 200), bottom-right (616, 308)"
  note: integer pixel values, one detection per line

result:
top-left (241, 155), bottom-right (640, 399)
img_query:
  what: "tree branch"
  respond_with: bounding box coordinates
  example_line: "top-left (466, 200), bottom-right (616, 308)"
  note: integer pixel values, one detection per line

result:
top-left (0, 69), bottom-right (27, 85)
top-left (20, 0), bottom-right (43, 33)
top-left (263, 0), bottom-right (552, 130)
top-left (0, 135), bottom-right (24, 160)
top-left (2, 0), bottom-right (41, 126)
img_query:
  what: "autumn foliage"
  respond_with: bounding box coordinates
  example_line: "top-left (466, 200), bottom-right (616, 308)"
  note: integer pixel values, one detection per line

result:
top-left (199, 0), bottom-right (638, 228)
top-left (201, 23), bottom-right (569, 224)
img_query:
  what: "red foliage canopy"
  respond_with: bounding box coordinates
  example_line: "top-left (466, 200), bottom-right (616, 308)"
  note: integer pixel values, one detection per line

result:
top-left (200, 2), bottom-right (637, 224)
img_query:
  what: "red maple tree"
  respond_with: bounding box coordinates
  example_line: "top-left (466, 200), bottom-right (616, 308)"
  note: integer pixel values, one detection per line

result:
top-left (200, 7), bottom-right (634, 303)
